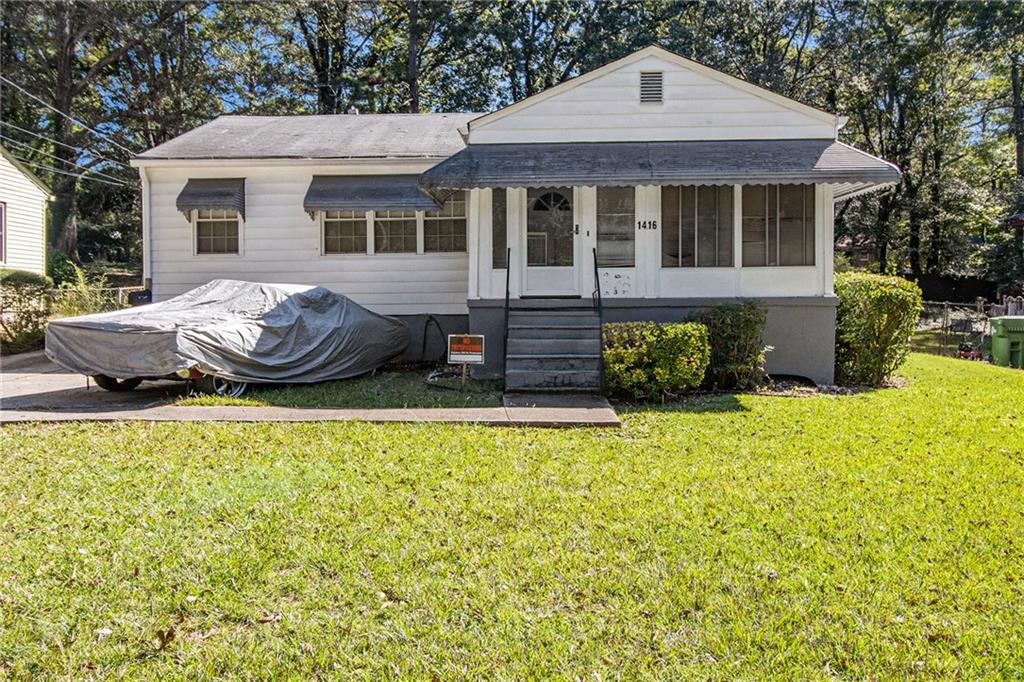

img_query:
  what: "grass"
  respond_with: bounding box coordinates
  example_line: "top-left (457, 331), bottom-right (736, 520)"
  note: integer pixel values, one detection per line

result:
top-left (175, 366), bottom-right (504, 409)
top-left (2, 353), bottom-right (1023, 678)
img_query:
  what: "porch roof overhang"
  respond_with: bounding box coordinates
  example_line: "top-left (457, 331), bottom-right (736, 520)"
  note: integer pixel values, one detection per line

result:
top-left (176, 178), bottom-right (245, 218)
top-left (303, 174), bottom-right (440, 214)
top-left (419, 139), bottom-right (901, 199)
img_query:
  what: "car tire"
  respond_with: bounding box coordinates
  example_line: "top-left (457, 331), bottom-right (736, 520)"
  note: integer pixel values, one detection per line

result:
top-left (194, 375), bottom-right (249, 398)
top-left (92, 375), bottom-right (143, 392)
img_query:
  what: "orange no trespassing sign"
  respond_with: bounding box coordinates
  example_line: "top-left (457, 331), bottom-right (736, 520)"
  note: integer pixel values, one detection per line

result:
top-left (448, 334), bottom-right (485, 364)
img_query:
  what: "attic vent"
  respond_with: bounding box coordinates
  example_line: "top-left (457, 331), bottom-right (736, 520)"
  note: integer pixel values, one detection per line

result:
top-left (640, 71), bottom-right (663, 104)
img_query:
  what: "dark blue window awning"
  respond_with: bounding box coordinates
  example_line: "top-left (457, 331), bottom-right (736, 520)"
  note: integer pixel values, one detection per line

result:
top-left (304, 175), bottom-right (440, 214)
top-left (176, 178), bottom-right (245, 218)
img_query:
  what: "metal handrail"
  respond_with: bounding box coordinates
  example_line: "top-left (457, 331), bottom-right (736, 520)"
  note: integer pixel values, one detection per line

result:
top-left (502, 247), bottom-right (512, 376)
top-left (592, 247), bottom-right (604, 392)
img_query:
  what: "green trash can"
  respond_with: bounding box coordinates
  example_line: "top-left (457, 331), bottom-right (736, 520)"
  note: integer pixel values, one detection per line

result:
top-left (991, 316), bottom-right (1024, 368)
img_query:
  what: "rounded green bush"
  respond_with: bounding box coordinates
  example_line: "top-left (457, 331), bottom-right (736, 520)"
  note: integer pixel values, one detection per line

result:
top-left (835, 272), bottom-right (923, 386)
top-left (602, 321), bottom-right (710, 400)
top-left (0, 268), bottom-right (53, 288)
top-left (699, 301), bottom-right (767, 390)
top-left (47, 250), bottom-right (83, 287)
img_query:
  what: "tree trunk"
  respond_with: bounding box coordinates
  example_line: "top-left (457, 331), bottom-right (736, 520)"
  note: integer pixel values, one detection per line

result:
top-left (405, 0), bottom-right (420, 113)
top-left (50, 0), bottom-right (80, 261)
top-left (926, 141), bottom-right (943, 273)
top-left (1012, 57), bottom-right (1023, 274)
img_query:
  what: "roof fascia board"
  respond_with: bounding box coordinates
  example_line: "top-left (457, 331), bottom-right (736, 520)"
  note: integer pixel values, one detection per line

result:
top-left (130, 157), bottom-right (443, 170)
top-left (468, 45), bottom-right (839, 134)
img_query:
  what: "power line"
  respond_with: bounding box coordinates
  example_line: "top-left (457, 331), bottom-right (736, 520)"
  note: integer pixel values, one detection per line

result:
top-left (0, 120), bottom-right (132, 168)
top-left (12, 156), bottom-right (132, 188)
top-left (0, 74), bottom-right (138, 156)
top-left (1, 135), bottom-right (128, 183)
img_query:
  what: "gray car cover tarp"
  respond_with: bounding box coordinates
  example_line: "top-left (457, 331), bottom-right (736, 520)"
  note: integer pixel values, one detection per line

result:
top-left (45, 279), bottom-right (409, 383)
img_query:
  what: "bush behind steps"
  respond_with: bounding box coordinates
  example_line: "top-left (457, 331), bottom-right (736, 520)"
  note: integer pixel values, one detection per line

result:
top-left (835, 272), bottom-right (923, 386)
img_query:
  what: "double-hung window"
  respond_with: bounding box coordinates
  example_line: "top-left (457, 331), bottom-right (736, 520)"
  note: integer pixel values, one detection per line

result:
top-left (194, 209), bottom-right (240, 255)
top-left (323, 210), bottom-right (367, 254)
top-left (742, 184), bottom-right (815, 266)
top-left (661, 185), bottom-right (734, 267)
top-left (423, 192), bottom-right (467, 252)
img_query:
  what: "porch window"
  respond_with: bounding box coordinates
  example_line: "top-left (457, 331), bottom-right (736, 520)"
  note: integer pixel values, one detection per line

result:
top-left (492, 189), bottom-right (507, 268)
top-left (742, 184), bottom-right (814, 266)
top-left (373, 210), bottom-right (417, 253)
top-left (661, 185), bottom-right (733, 267)
top-left (323, 210), bottom-right (367, 254)
top-left (424, 192), bottom-right (467, 252)
top-left (596, 186), bottom-right (635, 267)
top-left (194, 209), bottom-right (240, 255)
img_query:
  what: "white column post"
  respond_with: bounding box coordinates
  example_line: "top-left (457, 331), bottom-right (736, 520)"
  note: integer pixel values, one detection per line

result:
top-left (468, 189), bottom-right (481, 299)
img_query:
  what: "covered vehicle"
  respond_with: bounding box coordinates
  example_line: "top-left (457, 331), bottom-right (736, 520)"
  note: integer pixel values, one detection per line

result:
top-left (45, 279), bottom-right (409, 395)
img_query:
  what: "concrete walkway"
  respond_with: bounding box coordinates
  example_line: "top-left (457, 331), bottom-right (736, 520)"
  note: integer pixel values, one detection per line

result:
top-left (0, 354), bottom-right (619, 428)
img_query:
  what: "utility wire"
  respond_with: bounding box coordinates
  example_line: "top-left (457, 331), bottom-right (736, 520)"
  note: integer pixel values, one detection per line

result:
top-left (0, 74), bottom-right (138, 156)
top-left (0, 120), bottom-right (131, 168)
top-left (12, 156), bottom-right (131, 187)
top-left (1, 135), bottom-right (128, 183)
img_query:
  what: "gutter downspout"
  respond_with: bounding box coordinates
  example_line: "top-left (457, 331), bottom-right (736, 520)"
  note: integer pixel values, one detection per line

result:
top-left (140, 166), bottom-right (151, 290)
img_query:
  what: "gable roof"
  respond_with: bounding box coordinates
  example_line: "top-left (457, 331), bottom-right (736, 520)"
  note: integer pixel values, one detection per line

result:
top-left (135, 113), bottom-right (477, 161)
top-left (0, 144), bottom-right (53, 196)
top-left (467, 45), bottom-right (841, 134)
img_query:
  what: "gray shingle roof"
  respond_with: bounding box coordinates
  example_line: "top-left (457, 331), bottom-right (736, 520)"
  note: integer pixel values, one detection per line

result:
top-left (420, 139), bottom-right (901, 190)
top-left (138, 113), bottom-right (477, 160)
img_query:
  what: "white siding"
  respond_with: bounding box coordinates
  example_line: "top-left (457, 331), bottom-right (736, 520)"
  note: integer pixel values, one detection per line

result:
top-left (0, 153), bottom-right (48, 274)
top-left (469, 54), bottom-right (837, 144)
top-left (146, 164), bottom-right (469, 315)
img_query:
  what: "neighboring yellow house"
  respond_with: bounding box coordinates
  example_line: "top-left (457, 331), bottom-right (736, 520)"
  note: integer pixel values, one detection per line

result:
top-left (0, 144), bottom-right (51, 275)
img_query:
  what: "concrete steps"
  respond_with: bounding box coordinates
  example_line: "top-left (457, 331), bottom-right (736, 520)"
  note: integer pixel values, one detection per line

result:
top-left (504, 306), bottom-right (602, 393)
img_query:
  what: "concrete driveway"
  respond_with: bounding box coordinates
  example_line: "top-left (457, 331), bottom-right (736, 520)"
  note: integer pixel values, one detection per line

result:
top-left (0, 352), bottom-right (620, 427)
top-left (1, 352), bottom-right (187, 412)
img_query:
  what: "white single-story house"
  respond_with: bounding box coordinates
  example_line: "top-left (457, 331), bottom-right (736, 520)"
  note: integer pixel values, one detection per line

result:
top-left (0, 144), bottom-right (51, 275)
top-left (130, 46), bottom-right (899, 387)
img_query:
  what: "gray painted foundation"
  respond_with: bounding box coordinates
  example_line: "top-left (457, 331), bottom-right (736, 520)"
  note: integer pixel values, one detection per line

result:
top-left (468, 296), bottom-right (837, 384)
top-left (392, 314), bottom-right (468, 363)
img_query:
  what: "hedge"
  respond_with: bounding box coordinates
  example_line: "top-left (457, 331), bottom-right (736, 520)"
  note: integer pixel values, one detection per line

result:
top-left (835, 272), bottom-right (923, 386)
top-left (602, 321), bottom-right (710, 400)
top-left (699, 301), bottom-right (768, 390)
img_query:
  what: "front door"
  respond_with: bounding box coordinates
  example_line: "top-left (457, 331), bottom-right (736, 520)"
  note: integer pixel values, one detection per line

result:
top-left (523, 186), bottom-right (579, 296)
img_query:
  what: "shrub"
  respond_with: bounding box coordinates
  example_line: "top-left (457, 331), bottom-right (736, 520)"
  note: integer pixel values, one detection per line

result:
top-left (602, 321), bottom-right (710, 400)
top-left (835, 272), bottom-right (923, 386)
top-left (699, 301), bottom-right (768, 390)
top-left (47, 250), bottom-right (83, 287)
top-left (51, 274), bottom-right (121, 319)
top-left (0, 271), bottom-right (53, 355)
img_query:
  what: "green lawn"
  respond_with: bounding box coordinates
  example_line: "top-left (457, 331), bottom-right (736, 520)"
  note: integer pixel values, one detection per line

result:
top-left (175, 367), bottom-right (504, 409)
top-left (2, 354), bottom-right (1023, 679)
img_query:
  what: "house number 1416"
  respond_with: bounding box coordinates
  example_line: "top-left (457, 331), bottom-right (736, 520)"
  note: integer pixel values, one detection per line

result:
top-left (636, 220), bottom-right (658, 230)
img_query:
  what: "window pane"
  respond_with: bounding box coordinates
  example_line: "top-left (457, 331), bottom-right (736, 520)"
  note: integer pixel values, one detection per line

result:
top-left (717, 185), bottom-right (734, 267)
top-left (596, 186), bottom-right (635, 267)
top-left (374, 217), bottom-right (417, 253)
top-left (767, 185), bottom-right (779, 266)
top-left (779, 184), bottom-right (807, 266)
top-left (680, 186), bottom-right (695, 267)
top-left (697, 186), bottom-right (718, 267)
top-left (661, 185), bottom-right (680, 267)
top-left (526, 187), bottom-right (573, 267)
top-left (742, 185), bottom-right (767, 266)
top-left (804, 184), bottom-right (815, 265)
top-left (324, 216), bottom-right (366, 254)
top-left (492, 189), bottom-right (507, 268)
top-left (196, 213), bottom-right (239, 254)
top-left (424, 194), bottom-right (466, 253)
